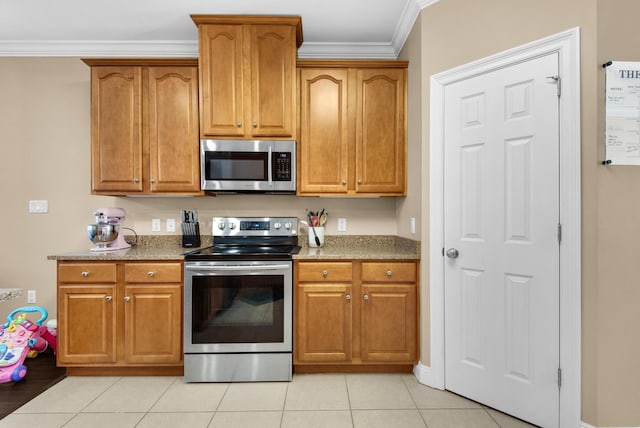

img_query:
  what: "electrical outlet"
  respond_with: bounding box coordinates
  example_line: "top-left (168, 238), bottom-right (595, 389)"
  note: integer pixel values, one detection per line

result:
top-left (152, 218), bottom-right (161, 232)
top-left (338, 218), bottom-right (347, 232)
top-left (167, 218), bottom-right (176, 232)
top-left (410, 217), bottom-right (416, 234)
top-left (27, 290), bottom-right (36, 303)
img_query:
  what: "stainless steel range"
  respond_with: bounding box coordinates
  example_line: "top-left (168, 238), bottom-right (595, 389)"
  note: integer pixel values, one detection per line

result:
top-left (183, 216), bottom-right (299, 382)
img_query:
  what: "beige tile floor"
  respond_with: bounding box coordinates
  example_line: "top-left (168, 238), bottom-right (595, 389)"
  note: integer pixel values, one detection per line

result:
top-left (1, 373), bottom-right (537, 428)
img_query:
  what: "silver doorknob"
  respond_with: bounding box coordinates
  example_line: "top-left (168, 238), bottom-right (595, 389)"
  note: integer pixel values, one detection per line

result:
top-left (446, 248), bottom-right (459, 259)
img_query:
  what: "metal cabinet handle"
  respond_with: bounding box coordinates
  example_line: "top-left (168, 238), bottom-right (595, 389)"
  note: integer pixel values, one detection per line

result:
top-left (236, 122), bottom-right (242, 128)
top-left (252, 122), bottom-right (257, 128)
top-left (357, 179), bottom-right (362, 184)
top-left (386, 270), bottom-right (392, 277)
top-left (124, 296), bottom-right (130, 302)
top-left (134, 178), bottom-right (140, 183)
top-left (105, 296), bottom-right (112, 302)
top-left (81, 271), bottom-right (89, 277)
top-left (147, 271), bottom-right (155, 277)
top-left (150, 178), bottom-right (155, 184)
top-left (363, 294), bottom-right (369, 301)
top-left (346, 294), bottom-right (351, 301)
top-left (341, 180), bottom-right (346, 185)
top-left (322, 269), bottom-right (328, 278)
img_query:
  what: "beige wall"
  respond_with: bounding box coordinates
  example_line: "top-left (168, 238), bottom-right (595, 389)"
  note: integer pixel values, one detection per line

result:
top-left (399, 0), bottom-right (640, 425)
top-left (0, 58), bottom-right (418, 319)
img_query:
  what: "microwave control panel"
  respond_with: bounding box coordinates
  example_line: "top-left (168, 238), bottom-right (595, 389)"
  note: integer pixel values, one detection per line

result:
top-left (273, 152), bottom-right (292, 181)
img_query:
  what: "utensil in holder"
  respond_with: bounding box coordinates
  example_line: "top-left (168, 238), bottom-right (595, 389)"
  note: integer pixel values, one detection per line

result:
top-left (181, 221), bottom-right (201, 248)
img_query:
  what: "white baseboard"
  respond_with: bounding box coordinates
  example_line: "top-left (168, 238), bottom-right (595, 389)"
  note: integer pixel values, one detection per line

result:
top-left (412, 362), bottom-right (444, 390)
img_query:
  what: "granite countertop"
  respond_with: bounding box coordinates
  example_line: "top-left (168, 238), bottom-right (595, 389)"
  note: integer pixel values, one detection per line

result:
top-left (294, 235), bottom-right (420, 260)
top-left (48, 235), bottom-right (420, 261)
top-left (0, 288), bottom-right (22, 303)
top-left (47, 236), bottom-right (212, 261)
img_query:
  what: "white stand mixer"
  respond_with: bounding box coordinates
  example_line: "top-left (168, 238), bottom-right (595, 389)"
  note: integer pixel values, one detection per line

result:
top-left (87, 207), bottom-right (132, 252)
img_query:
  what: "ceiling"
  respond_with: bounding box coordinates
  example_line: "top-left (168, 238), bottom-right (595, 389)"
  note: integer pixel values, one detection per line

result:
top-left (0, 0), bottom-right (438, 58)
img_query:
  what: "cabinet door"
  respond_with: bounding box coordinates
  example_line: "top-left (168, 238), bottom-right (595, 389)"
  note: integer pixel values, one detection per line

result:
top-left (355, 68), bottom-right (406, 195)
top-left (199, 24), bottom-right (246, 137)
top-left (249, 24), bottom-right (296, 138)
top-left (57, 285), bottom-right (117, 365)
top-left (123, 284), bottom-right (182, 364)
top-left (360, 283), bottom-right (416, 363)
top-left (295, 283), bottom-right (352, 363)
top-left (298, 69), bottom-right (350, 194)
top-left (91, 66), bottom-right (144, 193)
top-left (147, 66), bottom-right (201, 193)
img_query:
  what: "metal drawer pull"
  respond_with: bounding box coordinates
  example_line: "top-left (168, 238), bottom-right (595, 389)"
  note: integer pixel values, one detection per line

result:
top-left (124, 296), bottom-right (130, 302)
top-left (105, 296), bottom-right (112, 302)
top-left (147, 271), bottom-right (155, 277)
top-left (346, 294), bottom-right (351, 301)
top-left (363, 294), bottom-right (369, 301)
top-left (386, 270), bottom-right (392, 277)
top-left (236, 122), bottom-right (242, 127)
top-left (322, 270), bottom-right (328, 277)
top-left (252, 122), bottom-right (257, 128)
top-left (81, 272), bottom-right (89, 277)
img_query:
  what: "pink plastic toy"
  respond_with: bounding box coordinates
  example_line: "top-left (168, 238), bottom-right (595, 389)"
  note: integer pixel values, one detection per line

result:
top-left (0, 306), bottom-right (56, 383)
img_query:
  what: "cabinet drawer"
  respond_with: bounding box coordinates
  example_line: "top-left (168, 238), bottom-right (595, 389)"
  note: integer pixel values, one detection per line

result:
top-left (58, 263), bottom-right (117, 283)
top-left (361, 262), bottom-right (416, 282)
top-left (297, 262), bottom-right (352, 282)
top-left (124, 262), bottom-right (182, 283)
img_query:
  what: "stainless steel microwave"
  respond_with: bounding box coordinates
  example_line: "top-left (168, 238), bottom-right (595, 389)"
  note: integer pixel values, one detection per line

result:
top-left (200, 140), bottom-right (296, 193)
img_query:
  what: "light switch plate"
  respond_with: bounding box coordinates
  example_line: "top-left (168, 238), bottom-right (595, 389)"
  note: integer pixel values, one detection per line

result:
top-left (152, 218), bottom-right (161, 232)
top-left (338, 218), bottom-right (347, 232)
top-left (167, 218), bottom-right (176, 232)
top-left (29, 200), bottom-right (48, 214)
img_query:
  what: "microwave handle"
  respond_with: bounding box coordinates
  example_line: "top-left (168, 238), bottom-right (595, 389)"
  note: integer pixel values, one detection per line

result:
top-left (268, 146), bottom-right (273, 186)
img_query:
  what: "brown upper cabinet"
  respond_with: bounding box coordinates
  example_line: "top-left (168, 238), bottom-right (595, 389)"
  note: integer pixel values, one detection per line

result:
top-left (297, 60), bottom-right (408, 196)
top-left (83, 59), bottom-right (201, 195)
top-left (191, 15), bottom-right (303, 139)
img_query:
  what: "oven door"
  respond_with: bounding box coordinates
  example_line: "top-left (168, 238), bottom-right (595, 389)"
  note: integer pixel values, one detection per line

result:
top-left (184, 260), bottom-right (292, 353)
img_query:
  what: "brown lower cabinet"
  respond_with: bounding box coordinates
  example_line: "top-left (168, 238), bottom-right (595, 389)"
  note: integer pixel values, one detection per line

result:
top-left (56, 261), bottom-right (183, 374)
top-left (294, 260), bottom-right (418, 371)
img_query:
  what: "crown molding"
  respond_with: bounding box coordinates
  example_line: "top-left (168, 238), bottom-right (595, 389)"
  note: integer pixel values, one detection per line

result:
top-left (0, 0), bottom-right (440, 58)
top-left (298, 42), bottom-right (398, 59)
top-left (0, 40), bottom-right (198, 57)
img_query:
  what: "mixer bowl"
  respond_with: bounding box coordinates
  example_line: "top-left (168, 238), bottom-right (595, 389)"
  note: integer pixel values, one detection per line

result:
top-left (87, 223), bottom-right (119, 247)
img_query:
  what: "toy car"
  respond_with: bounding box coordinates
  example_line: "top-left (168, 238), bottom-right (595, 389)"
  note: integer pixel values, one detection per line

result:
top-left (0, 306), bottom-right (56, 383)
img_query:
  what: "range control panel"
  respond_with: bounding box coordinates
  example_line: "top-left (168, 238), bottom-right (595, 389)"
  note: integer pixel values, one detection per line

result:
top-left (212, 217), bottom-right (298, 237)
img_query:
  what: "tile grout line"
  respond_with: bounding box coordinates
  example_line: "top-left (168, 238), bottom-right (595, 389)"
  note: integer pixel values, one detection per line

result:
top-left (401, 374), bottom-right (429, 427)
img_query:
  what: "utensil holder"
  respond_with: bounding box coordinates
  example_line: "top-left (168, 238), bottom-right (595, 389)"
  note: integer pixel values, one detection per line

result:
top-left (181, 222), bottom-right (201, 248)
top-left (308, 226), bottom-right (324, 247)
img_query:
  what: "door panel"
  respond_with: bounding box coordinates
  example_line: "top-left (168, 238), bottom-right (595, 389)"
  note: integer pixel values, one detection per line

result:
top-left (444, 53), bottom-right (560, 428)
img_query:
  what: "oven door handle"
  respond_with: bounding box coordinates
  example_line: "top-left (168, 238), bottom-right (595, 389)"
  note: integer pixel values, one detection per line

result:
top-left (185, 264), bottom-right (290, 273)
top-left (268, 145), bottom-right (273, 187)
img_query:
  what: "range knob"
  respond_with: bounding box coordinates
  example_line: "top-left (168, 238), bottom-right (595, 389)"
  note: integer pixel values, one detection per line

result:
top-left (229, 222), bottom-right (237, 230)
top-left (273, 222), bottom-right (282, 230)
top-left (217, 222), bottom-right (226, 230)
top-left (284, 222), bottom-right (292, 230)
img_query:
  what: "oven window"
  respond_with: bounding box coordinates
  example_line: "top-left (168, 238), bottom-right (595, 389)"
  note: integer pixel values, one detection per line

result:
top-left (205, 152), bottom-right (267, 181)
top-left (191, 274), bottom-right (284, 343)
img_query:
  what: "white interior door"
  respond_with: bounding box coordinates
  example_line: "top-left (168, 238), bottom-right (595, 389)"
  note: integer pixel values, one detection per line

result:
top-left (443, 52), bottom-right (560, 427)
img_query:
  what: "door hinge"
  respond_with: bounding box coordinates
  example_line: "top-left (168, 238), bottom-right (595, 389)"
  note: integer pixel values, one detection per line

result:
top-left (547, 75), bottom-right (561, 97)
top-left (557, 223), bottom-right (562, 244)
top-left (557, 367), bottom-right (562, 388)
